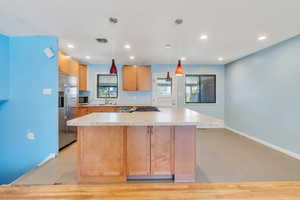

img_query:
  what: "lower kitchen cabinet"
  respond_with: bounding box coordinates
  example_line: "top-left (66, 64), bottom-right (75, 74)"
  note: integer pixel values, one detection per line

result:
top-left (126, 126), bottom-right (151, 176)
top-left (77, 106), bottom-right (118, 117)
top-left (150, 126), bottom-right (174, 175)
top-left (126, 126), bottom-right (174, 177)
top-left (77, 107), bottom-right (89, 117)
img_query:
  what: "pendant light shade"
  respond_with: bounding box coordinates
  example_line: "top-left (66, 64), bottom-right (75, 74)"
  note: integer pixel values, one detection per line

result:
top-left (175, 60), bottom-right (184, 76)
top-left (166, 71), bottom-right (172, 81)
top-left (110, 59), bottom-right (117, 74)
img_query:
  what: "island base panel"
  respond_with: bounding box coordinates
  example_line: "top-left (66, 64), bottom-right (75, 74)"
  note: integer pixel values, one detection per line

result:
top-left (174, 126), bottom-right (197, 182)
top-left (77, 126), bottom-right (127, 183)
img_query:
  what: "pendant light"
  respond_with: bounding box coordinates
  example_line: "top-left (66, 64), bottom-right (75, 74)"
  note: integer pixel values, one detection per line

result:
top-left (174, 19), bottom-right (184, 76)
top-left (110, 58), bottom-right (117, 74)
top-left (175, 59), bottom-right (184, 76)
top-left (109, 17), bottom-right (118, 74)
top-left (165, 44), bottom-right (172, 81)
top-left (166, 71), bottom-right (172, 81)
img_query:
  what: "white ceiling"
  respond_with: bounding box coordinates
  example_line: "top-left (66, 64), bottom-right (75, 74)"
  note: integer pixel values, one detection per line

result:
top-left (0, 0), bottom-right (300, 65)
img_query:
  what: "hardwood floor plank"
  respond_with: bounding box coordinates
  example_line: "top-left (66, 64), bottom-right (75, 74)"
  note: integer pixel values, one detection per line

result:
top-left (1, 182), bottom-right (300, 200)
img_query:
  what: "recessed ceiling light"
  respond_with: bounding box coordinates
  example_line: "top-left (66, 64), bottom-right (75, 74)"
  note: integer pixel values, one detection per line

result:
top-left (129, 56), bottom-right (135, 60)
top-left (200, 35), bottom-right (208, 40)
top-left (258, 35), bottom-right (267, 41)
top-left (67, 44), bottom-right (74, 49)
top-left (85, 56), bottom-right (91, 59)
top-left (181, 57), bottom-right (186, 61)
top-left (165, 44), bottom-right (172, 48)
top-left (218, 57), bottom-right (224, 61)
top-left (124, 44), bottom-right (131, 49)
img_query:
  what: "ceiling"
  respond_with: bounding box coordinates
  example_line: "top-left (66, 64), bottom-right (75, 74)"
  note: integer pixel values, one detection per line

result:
top-left (0, 0), bottom-right (300, 65)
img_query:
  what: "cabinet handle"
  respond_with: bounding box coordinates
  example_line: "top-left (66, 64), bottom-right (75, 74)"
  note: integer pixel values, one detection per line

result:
top-left (149, 127), bottom-right (153, 135)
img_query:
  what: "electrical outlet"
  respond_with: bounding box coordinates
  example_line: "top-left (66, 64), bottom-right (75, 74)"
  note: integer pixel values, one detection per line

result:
top-left (27, 130), bottom-right (35, 140)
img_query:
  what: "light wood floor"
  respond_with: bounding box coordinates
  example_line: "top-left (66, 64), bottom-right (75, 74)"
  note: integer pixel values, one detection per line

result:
top-left (1, 182), bottom-right (300, 200)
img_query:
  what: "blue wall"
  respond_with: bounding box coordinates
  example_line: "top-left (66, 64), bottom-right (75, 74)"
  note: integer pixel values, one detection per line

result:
top-left (88, 64), bottom-right (225, 119)
top-left (0, 36), bottom-right (58, 184)
top-left (225, 35), bottom-right (300, 155)
top-left (0, 34), bottom-right (10, 101)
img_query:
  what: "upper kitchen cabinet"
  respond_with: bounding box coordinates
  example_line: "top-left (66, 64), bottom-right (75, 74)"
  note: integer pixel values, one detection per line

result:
top-left (58, 51), bottom-right (79, 77)
top-left (122, 65), bottom-right (152, 91)
top-left (79, 64), bottom-right (88, 91)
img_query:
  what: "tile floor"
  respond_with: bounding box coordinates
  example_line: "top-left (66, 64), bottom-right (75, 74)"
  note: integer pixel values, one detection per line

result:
top-left (13, 128), bottom-right (300, 185)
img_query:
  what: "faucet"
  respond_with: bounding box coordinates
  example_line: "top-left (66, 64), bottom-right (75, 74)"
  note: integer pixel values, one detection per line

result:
top-left (104, 99), bottom-right (116, 105)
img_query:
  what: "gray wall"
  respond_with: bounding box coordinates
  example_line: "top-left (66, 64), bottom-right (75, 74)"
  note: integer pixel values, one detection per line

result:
top-left (225, 35), bottom-right (300, 155)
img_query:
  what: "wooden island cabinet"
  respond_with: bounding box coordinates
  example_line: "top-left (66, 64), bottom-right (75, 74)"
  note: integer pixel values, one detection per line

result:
top-left (68, 108), bottom-right (223, 183)
top-left (77, 125), bottom-right (195, 183)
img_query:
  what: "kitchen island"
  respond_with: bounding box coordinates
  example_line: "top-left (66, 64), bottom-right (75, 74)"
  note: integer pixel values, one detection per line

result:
top-left (67, 108), bottom-right (223, 183)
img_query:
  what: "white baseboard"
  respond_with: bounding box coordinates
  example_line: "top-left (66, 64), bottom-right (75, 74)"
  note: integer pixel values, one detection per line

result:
top-left (38, 153), bottom-right (56, 166)
top-left (9, 153), bottom-right (57, 185)
top-left (197, 121), bottom-right (225, 129)
top-left (225, 126), bottom-right (300, 161)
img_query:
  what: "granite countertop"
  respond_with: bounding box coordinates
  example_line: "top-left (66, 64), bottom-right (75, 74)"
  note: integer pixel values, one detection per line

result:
top-left (67, 108), bottom-right (224, 127)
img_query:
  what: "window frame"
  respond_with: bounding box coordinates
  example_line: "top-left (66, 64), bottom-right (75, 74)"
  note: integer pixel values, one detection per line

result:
top-left (184, 74), bottom-right (216, 104)
top-left (95, 73), bottom-right (119, 99)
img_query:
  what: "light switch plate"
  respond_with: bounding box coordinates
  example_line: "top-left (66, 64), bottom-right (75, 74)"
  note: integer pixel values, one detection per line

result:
top-left (43, 88), bottom-right (52, 95)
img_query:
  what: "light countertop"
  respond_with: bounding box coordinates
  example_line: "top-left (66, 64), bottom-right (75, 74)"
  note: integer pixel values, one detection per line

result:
top-left (67, 108), bottom-right (224, 127)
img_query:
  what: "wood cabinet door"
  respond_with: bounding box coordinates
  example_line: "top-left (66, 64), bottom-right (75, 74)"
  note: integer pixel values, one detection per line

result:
top-left (77, 108), bottom-right (89, 117)
top-left (126, 126), bottom-right (150, 176)
top-left (122, 65), bottom-right (137, 91)
top-left (79, 64), bottom-right (87, 91)
top-left (150, 126), bottom-right (174, 175)
top-left (58, 51), bottom-right (79, 78)
top-left (58, 51), bottom-right (69, 74)
top-left (137, 66), bottom-right (151, 91)
top-left (78, 126), bottom-right (126, 183)
top-left (68, 59), bottom-right (79, 77)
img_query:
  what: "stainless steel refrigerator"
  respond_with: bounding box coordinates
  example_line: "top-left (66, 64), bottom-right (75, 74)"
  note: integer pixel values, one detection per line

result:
top-left (58, 73), bottom-right (78, 150)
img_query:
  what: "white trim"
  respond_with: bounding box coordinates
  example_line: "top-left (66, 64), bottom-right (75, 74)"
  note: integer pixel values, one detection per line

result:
top-left (38, 153), bottom-right (56, 166)
top-left (8, 153), bottom-right (57, 185)
top-left (225, 126), bottom-right (300, 161)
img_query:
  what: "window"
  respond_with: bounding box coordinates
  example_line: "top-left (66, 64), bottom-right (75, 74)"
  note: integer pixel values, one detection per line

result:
top-left (97, 74), bottom-right (118, 98)
top-left (185, 74), bottom-right (216, 103)
top-left (155, 77), bottom-right (172, 97)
